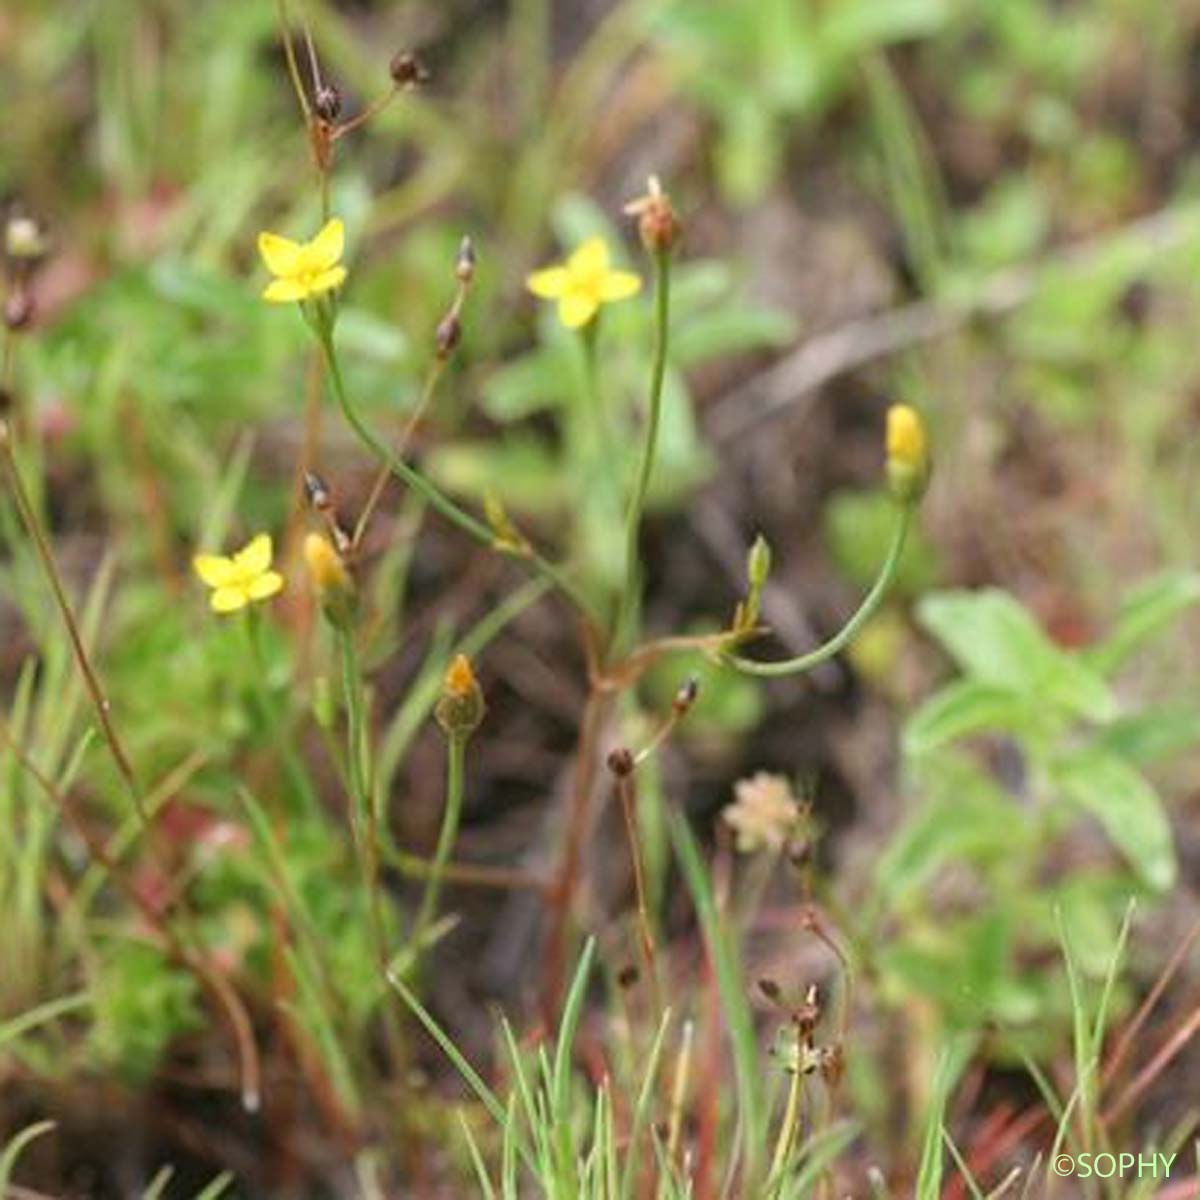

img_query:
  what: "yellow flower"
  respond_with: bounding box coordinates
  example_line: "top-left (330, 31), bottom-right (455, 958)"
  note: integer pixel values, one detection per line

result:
top-left (885, 404), bottom-right (930, 503)
top-left (193, 533), bottom-right (284, 614)
top-left (526, 236), bottom-right (641, 329)
top-left (257, 218), bottom-right (347, 303)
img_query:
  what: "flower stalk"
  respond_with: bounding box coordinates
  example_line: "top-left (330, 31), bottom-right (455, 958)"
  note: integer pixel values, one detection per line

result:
top-left (614, 244), bottom-right (672, 652)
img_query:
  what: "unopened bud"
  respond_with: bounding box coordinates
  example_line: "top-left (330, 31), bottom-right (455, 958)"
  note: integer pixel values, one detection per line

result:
top-left (314, 84), bottom-right (342, 122)
top-left (435, 312), bottom-right (461, 359)
top-left (303, 532), bottom-right (355, 628)
top-left (885, 404), bottom-right (930, 503)
top-left (389, 50), bottom-right (429, 88)
top-left (455, 236), bottom-right (476, 285)
top-left (435, 654), bottom-right (485, 739)
top-left (624, 176), bottom-right (680, 254)
top-left (747, 534), bottom-right (771, 589)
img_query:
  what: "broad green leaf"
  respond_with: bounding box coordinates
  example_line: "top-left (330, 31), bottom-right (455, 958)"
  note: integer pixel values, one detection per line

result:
top-left (1054, 748), bottom-right (1177, 892)
top-left (1084, 571), bottom-right (1200, 676)
top-left (903, 679), bottom-right (1030, 755)
top-left (483, 348), bottom-right (570, 421)
top-left (917, 589), bottom-right (1115, 721)
top-left (875, 784), bottom-right (1025, 908)
top-left (426, 436), bottom-right (565, 513)
top-left (671, 307), bottom-right (794, 367)
top-left (1095, 705), bottom-right (1200, 767)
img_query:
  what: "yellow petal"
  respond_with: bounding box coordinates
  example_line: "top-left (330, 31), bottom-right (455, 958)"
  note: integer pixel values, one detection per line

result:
top-left (568, 236), bottom-right (610, 277)
top-left (263, 278), bottom-right (309, 303)
top-left (245, 570), bottom-right (284, 601)
top-left (598, 270), bottom-right (641, 302)
top-left (305, 265), bottom-right (347, 296)
top-left (258, 231), bottom-right (303, 277)
top-left (211, 585), bottom-right (249, 614)
top-left (234, 533), bottom-right (272, 577)
top-left (559, 291), bottom-right (598, 329)
top-left (307, 218), bottom-right (345, 270)
top-left (193, 554), bottom-right (237, 588)
top-left (526, 266), bottom-right (569, 299)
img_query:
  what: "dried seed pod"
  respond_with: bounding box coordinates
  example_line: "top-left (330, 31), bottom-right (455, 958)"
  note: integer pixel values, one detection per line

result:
top-left (455, 235), bottom-right (476, 285)
top-left (758, 978), bottom-right (783, 1005)
top-left (672, 676), bottom-right (699, 716)
top-left (606, 747), bottom-right (635, 778)
top-left (314, 83), bottom-right (342, 122)
top-left (389, 50), bottom-right (429, 88)
top-left (303, 470), bottom-right (333, 512)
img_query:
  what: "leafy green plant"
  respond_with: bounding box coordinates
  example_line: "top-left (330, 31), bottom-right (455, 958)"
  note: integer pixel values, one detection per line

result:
top-left (873, 573), bottom-right (1200, 1052)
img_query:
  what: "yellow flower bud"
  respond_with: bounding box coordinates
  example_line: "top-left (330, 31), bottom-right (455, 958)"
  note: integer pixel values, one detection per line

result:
top-left (885, 404), bottom-right (930, 503)
top-left (303, 532), bottom-right (354, 627)
top-left (436, 654), bottom-right (486, 740)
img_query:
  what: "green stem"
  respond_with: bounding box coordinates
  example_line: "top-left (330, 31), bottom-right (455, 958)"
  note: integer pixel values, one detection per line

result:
top-left (316, 324), bottom-right (601, 623)
top-left (615, 248), bottom-right (671, 652)
top-left (767, 1058), bottom-right (805, 1183)
top-left (409, 733), bottom-right (467, 966)
top-left (722, 502), bottom-right (914, 678)
top-left (243, 611), bottom-right (320, 815)
top-left (338, 629), bottom-right (393, 977)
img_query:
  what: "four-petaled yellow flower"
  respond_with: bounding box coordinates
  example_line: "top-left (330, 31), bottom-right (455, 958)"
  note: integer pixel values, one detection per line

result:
top-left (258, 218), bottom-right (347, 303)
top-left (193, 534), bottom-right (285, 614)
top-left (526, 236), bottom-right (641, 329)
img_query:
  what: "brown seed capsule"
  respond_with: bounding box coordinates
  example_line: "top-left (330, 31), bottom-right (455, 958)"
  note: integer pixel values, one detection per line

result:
top-left (314, 84), bottom-right (342, 122)
top-left (389, 50), bottom-right (429, 88)
top-left (435, 312), bottom-right (461, 359)
top-left (4, 288), bottom-right (33, 331)
top-left (455, 235), bottom-right (476, 285)
top-left (303, 470), bottom-right (333, 512)
top-left (617, 963), bottom-right (640, 990)
top-left (624, 176), bottom-right (680, 255)
top-left (758, 978), bottom-right (783, 1005)
top-left (673, 676), bottom-right (699, 716)
top-left (606, 747), bottom-right (635, 777)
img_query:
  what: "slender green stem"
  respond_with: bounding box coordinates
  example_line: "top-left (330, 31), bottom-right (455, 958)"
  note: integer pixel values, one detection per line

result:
top-left (316, 324), bottom-right (601, 623)
top-left (409, 733), bottom-right (467, 966)
top-left (768, 1057), bottom-right (805, 1185)
top-left (0, 430), bottom-right (147, 824)
top-left (722, 502), bottom-right (914, 678)
top-left (243, 611), bottom-right (320, 815)
top-left (338, 629), bottom-right (395, 1008)
top-left (615, 247), bottom-right (671, 651)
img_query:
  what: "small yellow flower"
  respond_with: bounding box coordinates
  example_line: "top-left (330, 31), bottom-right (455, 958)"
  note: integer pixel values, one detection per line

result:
top-left (885, 404), bottom-right (930, 502)
top-left (257, 217), bottom-right (347, 303)
top-left (526, 236), bottom-right (641, 329)
top-left (193, 533), bottom-right (284, 614)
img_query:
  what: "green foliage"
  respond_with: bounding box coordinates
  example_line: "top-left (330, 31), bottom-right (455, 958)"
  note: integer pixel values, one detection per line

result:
top-left (876, 575), bottom-right (1200, 1056)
